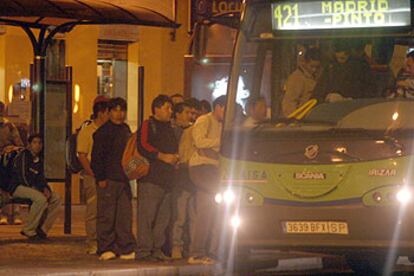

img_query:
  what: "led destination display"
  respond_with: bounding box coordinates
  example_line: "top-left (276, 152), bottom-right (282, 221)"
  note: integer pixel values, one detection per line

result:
top-left (271, 0), bottom-right (411, 31)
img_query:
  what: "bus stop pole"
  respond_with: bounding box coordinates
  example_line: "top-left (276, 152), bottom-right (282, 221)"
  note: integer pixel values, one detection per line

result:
top-left (138, 66), bottom-right (144, 126)
top-left (64, 66), bottom-right (73, 234)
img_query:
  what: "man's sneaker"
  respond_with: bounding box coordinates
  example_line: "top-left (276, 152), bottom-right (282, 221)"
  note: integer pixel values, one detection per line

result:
top-left (171, 246), bottom-right (183, 260)
top-left (13, 218), bottom-right (23, 225)
top-left (120, 252), bottom-right (136, 260)
top-left (36, 228), bottom-right (48, 240)
top-left (86, 245), bottom-right (98, 255)
top-left (188, 256), bottom-right (216, 265)
top-left (99, 251), bottom-right (116, 261)
top-left (137, 254), bottom-right (158, 262)
top-left (0, 217), bottom-right (8, 225)
top-left (20, 231), bottom-right (43, 242)
top-left (152, 250), bottom-right (172, 261)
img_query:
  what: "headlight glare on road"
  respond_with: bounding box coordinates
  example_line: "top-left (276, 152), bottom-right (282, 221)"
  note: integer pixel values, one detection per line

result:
top-left (396, 188), bottom-right (412, 204)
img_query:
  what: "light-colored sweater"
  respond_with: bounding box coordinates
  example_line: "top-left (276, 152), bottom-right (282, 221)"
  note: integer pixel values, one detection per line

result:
top-left (189, 113), bottom-right (222, 167)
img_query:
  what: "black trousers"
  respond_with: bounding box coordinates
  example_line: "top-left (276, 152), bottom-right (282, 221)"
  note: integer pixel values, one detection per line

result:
top-left (96, 180), bottom-right (136, 255)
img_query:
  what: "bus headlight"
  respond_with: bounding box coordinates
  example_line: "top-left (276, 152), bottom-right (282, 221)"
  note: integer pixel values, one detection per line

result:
top-left (214, 193), bottom-right (223, 204)
top-left (230, 215), bottom-right (241, 229)
top-left (396, 188), bottom-right (412, 204)
top-left (215, 189), bottom-right (236, 205)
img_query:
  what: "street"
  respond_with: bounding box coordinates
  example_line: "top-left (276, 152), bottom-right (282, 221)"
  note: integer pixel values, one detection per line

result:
top-left (0, 204), bottom-right (413, 275)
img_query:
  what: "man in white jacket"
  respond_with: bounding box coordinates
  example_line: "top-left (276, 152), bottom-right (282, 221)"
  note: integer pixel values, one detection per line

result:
top-left (187, 95), bottom-right (226, 265)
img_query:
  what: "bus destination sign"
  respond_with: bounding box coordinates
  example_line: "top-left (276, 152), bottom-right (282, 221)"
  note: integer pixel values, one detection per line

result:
top-left (271, 0), bottom-right (411, 31)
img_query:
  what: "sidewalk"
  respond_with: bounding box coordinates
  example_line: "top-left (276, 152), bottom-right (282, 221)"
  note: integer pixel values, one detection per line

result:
top-left (0, 205), bottom-right (221, 275)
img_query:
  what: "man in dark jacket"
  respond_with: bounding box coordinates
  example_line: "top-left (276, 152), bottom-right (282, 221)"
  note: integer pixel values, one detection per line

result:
top-left (91, 98), bottom-right (136, 261)
top-left (91, 97), bottom-right (136, 261)
top-left (9, 134), bottom-right (61, 240)
top-left (314, 41), bottom-right (376, 102)
top-left (136, 94), bottom-right (179, 261)
top-left (170, 102), bottom-right (194, 259)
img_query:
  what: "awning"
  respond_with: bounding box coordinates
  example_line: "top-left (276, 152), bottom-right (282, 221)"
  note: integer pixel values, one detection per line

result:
top-left (0, 0), bottom-right (178, 29)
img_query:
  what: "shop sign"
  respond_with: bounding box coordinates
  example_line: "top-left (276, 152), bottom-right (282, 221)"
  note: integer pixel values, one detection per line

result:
top-left (190, 0), bottom-right (242, 30)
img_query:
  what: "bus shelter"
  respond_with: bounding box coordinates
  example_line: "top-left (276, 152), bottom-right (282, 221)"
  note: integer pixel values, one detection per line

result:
top-left (0, 0), bottom-right (179, 233)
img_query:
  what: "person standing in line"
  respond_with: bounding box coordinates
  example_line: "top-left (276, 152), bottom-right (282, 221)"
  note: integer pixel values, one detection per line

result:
top-left (0, 101), bottom-right (24, 225)
top-left (91, 97), bottom-right (136, 261)
top-left (77, 96), bottom-right (110, 254)
top-left (184, 98), bottom-right (202, 124)
top-left (199, 100), bottom-right (211, 115)
top-left (170, 102), bottom-right (194, 259)
top-left (136, 95), bottom-right (179, 261)
top-left (171, 93), bottom-right (184, 105)
top-left (187, 95), bottom-right (226, 265)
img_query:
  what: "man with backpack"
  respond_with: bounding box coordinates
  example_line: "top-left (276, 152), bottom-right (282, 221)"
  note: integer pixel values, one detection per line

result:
top-left (136, 95), bottom-right (179, 261)
top-left (76, 96), bottom-right (109, 255)
top-left (8, 134), bottom-right (61, 240)
top-left (91, 97), bottom-right (136, 261)
top-left (0, 101), bottom-right (24, 225)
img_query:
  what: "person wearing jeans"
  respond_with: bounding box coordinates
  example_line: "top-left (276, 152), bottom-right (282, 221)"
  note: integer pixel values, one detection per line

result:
top-left (77, 96), bottom-right (109, 254)
top-left (171, 102), bottom-right (194, 259)
top-left (136, 95), bottom-right (179, 261)
top-left (187, 96), bottom-right (226, 265)
top-left (91, 97), bottom-right (136, 261)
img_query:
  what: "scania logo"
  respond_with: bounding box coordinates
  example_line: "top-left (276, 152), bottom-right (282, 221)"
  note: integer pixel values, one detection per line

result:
top-left (304, 144), bottom-right (319, 160)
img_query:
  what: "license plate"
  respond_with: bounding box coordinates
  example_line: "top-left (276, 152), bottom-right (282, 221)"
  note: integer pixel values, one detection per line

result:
top-left (283, 221), bottom-right (349, 235)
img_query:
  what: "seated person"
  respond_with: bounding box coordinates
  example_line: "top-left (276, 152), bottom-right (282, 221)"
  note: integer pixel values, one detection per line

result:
top-left (391, 50), bottom-right (414, 99)
top-left (8, 134), bottom-right (61, 240)
top-left (243, 97), bottom-right (267, 128)
top-left (282, 48), bottom-right (321, 117)
top-left (314, 41), bottom-right (376, 102)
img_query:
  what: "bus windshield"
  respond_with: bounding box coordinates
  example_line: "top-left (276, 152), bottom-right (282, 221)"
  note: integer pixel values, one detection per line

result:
top-left (224, 1), bottom-right (414, 134)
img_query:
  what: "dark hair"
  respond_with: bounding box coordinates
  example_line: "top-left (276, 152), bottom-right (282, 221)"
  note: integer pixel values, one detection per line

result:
top-left (407, 50), bottom-right (414, 59)
top-left (200, 100), bottom-right (212, 112)
top-left (213, 95), bottom-right (227, 109)
top-left (304, 48), bottom-right (321, 62)
top-left (28, 133), bottom-right (42, 144)
top-left (184, 97), bottom-right (201, 111)
top-left (92, 101), bottom-right (109, 119)
top-left (151, 94), bottom-right (173, 114)
top-left (333, 40), bottom-right (351, 53)
top-left (108, 97), bottom-right (127, 111)
top-left (0, 101), bottom-right (5, 115)
top-left (173, 102), bottom-right (191, 116)
top-left (171, 93), bottom-right (183, 99)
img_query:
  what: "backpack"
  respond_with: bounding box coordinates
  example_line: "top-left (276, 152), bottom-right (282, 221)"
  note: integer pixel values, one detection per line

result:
top-left (122, 132), bottom-right (150, 180)
top-left (65, 120), bottom-right (91, 174)
top-left (0, 149), bottom-right (22, 192)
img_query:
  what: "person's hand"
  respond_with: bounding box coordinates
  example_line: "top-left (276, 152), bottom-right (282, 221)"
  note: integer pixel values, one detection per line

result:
top-left (98, 181), bottom-right (107, 189)
top-left (86, 170), bottom-right (95, 177)
top-left (397, 79), bottom-right (411, 88)
top-left (3, 145), bottom-right (21, 153)
top-left (43, 188), bottom-right (51, 200)
top-left (158, 153), bottom-right (179, 165)
top-left (0, 190), bottom-right (11, 198)
top-left (325, 93), bottom-right (349, 103)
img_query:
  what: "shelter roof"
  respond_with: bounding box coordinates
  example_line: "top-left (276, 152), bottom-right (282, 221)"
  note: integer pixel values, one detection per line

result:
top-left (0, 0), bottom-right (178, 29)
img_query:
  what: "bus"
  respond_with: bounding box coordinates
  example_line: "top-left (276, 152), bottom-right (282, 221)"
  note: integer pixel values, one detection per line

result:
top-left (216, 0), bottom-right (414, 274)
